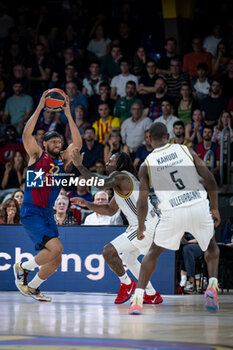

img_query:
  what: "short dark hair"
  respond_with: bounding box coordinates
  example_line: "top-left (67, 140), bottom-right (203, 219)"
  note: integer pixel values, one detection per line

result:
top-left (173, 120), bottom-right (185, 128)
top-left (84, 126), bottom-right (95, 133)
top-left (99, 82), bottom-right (110, 89)
top-left (203, 125), bottom-right (213, 133)
top-left (126, 80), bottom-right (136, 88)
top-left (197, 62), bottom-right (208, 71)
top-left (119, 57), bottom-right (130, 65)
top-left (149, 122), bottom-right (168, 140)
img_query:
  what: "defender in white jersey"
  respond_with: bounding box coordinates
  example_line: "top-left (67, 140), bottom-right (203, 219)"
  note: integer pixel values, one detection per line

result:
top-left (129, 123), bottom-right (220, 315)
top-left (71, 150), bottom-right (163, 305)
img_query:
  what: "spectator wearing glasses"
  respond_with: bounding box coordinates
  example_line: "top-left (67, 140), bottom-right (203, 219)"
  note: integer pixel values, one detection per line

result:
top-left (54, 195), bottom-right (78, 226)
top-left (137, 59), bottom-right (158, 108)
top-left (164, 58), bottom-right (190, 104)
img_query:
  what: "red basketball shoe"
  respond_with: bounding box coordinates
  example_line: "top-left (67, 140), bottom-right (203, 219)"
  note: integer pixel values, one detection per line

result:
top-left (143, 291), bottom-right (163, 304)
top-left (114, 278), bottom-right (137, 304)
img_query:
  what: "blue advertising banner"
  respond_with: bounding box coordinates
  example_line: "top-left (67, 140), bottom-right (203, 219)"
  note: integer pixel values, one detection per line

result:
top-left (0, 225), bottom-right (175, 294)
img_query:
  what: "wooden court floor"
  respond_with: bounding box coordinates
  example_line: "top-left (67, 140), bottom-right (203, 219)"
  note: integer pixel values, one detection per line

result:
top-left (0, 291), bottom-right (233, 350)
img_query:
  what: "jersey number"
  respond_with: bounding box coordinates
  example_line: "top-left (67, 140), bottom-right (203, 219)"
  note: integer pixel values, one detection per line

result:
top-left (49, 163), bottom-right (60, 175)
top-left (169, 170), bottom-right (185, 190)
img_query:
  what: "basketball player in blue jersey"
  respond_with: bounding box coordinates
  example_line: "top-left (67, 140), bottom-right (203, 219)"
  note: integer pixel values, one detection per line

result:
top-left (13, 90), bottom-right (82, 301)
top-left (70, 149), bottom-right (163, 305)
top-left (128, 122), bottom-right (220, 314)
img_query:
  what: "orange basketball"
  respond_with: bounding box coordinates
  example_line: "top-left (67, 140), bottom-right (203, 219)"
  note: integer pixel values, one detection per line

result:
top-left (45, 88), bottom-right (66, 111)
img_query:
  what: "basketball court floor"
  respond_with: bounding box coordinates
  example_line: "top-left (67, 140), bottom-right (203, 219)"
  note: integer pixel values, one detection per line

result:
top-left (0, 291), bottom-right (232, 350)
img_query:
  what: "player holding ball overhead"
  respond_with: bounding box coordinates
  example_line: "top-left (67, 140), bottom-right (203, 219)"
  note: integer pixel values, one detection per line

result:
top-left (13, 89), bottom-right (82, 302)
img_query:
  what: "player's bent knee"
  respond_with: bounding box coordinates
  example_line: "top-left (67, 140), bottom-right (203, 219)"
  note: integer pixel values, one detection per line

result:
top-left (102, 243), bottom-right (116, 260)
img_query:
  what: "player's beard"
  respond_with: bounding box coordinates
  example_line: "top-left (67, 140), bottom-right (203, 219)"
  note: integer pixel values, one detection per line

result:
top-left (47, 145), bottom-right (61, 158)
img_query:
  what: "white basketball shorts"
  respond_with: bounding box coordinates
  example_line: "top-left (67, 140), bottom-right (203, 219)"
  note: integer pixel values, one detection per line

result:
top-left (154, 199), bottom-right (214, 251)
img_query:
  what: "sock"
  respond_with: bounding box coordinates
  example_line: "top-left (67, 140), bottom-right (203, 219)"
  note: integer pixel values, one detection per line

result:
top-left (134, 288), bottom-right (144, 300)
top-left (208, 277), bottom-right (218, 288)
top-left (119, 273), bottom-right (131, 285)
top-left (180, 274), bottom-right (187, 287)
top-left (145, 282), bottom-right (156, 295)
top-left (28, 273), bottom-right (45, 289)
top-left (21, 257), bottom-right (39, 271)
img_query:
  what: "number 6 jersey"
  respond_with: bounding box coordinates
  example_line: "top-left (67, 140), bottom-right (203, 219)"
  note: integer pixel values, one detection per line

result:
top-left (145, 143), bottom-right (207, 211)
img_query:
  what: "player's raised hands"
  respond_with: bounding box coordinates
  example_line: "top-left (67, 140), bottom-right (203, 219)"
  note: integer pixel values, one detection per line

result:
top-left (38, 89), bottom-right (51, 108)
top-left (71, 148), bottom-right (84, 167)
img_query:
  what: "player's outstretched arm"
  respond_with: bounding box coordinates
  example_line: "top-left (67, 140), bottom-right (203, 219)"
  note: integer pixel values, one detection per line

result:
top-left (136, 162), bottom-right (150, 240)
top-left (71, 196), bottom-right (119, 216)
top-left (71, 148), bottom-right (121, 190)
top-left (61, 96), bottom-right (82, 162)
top-left (22, 90), bottom-right (50, 159)
top-left (189, 148), bottom-right (221, 227)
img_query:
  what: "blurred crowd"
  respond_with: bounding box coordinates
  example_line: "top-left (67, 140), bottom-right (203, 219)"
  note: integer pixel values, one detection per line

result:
top-left (0, 0), bottom-right (233, 227)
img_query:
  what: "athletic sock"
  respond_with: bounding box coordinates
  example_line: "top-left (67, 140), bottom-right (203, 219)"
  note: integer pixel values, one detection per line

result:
top-left (145, 282), bottom-right (156, 295)
top-left (28, 274), bottom-right (46, 289)
top-left (119, 273), bottom-right (131, 285)
top-left (133, 288), bottom-right (144, 300)
top-left (180, 274), bottom-right (187, 287)
top-left (21, 257), bottom-right (39, 271)
top-left (208, 277), bottom-right (218, 289)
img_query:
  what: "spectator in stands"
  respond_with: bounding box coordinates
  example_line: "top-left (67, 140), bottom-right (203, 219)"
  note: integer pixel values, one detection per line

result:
top-left (132, 45), bottom-right (148, 76)
top-left (191, 62), bottom-right (211, 102)
top-left (121, 102), bottom-right (152, 157)
top-left (0, 198), bottom-right (20, 225)
top-left (104, 129), bottom-right (126, 163)
top-left (7, 64), bottom-right (32, 96)
top-left (195, 126), bottom-right (220, 179)
top-left (86, 24), bottom-right (111, 62)
top-left (114, 21), bottom-right (137, 59)
top-left (133, 129), bottom-right (153, 171)
top-left (82, 61), bottom-right (106, 96)
top-left (201, 79), bottom-right (228, 126)
top-left (3, 81), bottom-right (33, 135)
top-left (110, 57), bottom-right (138, 100)
top-left (60, 81), bottom-right (88, 125)
top-left (185, 109), bottom-right (204, 147)
top-left (87, 82), bottom-right (115, 124)
top-left (92, 102), bottom-right (120, 144)
top-left (154, 99), bottom-right (179, 139)
top-left (203, 24), bottom-right (222, 57)
top-left (68, 175), bottom-right (93, 222)
top-left (26, 43), bottom-right (53, 103)
top-left (100, 44), bottom-right (122, 79)
top-left (165, 58), bottom-right (190, 104)
top-left (35, 108), bottom-right (64, 135)
top-left (90, 159), bottom-right (108, 197)
top-left (170, 120), bottom-right (193, 147)
top-left (220, 58), bottom-right (233, 98)
top-left (137, 59), bottom-right (158, 108)
top-left (183, 37), bottom-right (212, 78)
top-left (11, 189), bottom-right (24, 208)
top-left (33, 128), bottom-right (45, 148)
top-left (80, 126), bottom-right (104, 170)
top-left (144, 77), bottom-right (170, 121)
top-left (211, 40), bottom-right (231, 79)
top-left (156, 37), bottom-right (180, 75)
top-left (113, 81), bottom-right (143, 122)
top-left (1, 150), bottom-right (27, 191)
top-left (79, 191), bottom-right (123, 225)
top-left (0, 125), bottom-right (25, 166)
top-left (65, 104), bottom-right (89, 143)
top-left (212, 110), bottom-right (233, 144)
top-left (50, 63), bottom-right (83, 92)
top-left (54, 195), bottom-right (77, 226)
top-left (54, 46), bottom-right (81, 80)
top-left (179, 233), bottom-right (204, 294)
top-left (175, 82), bottom-right (200, 126)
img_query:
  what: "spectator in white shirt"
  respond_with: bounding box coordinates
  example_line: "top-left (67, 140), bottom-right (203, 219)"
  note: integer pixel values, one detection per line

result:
top-left (110, 57), bottom-right (138, 100)
top-left (83, 191), bottom-right (123, 225)
top-left (121, 102), bottom-right (152, 156)
top-left (154, 99), bottom-right (179, 139)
